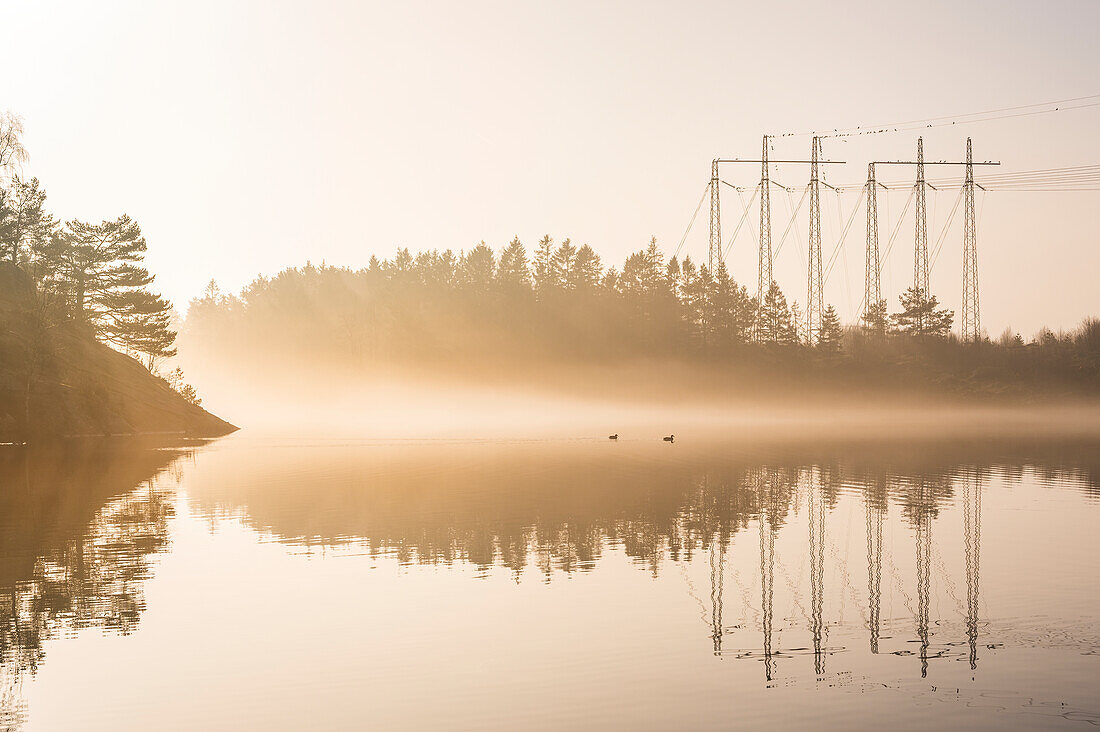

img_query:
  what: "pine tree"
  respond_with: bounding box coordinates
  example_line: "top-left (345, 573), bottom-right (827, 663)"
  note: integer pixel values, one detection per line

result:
top-left (64, 215), bottom-right (177, 363)
top-left (683, 264), bottom-right (712, 345)
top-left (532, 235), bottom-right (555, 295)
top-left (461, 242), bottom-right (496, 292)
top-left (785, 301), bottom-right (802, 345)
top-left (389, 247), bottom-right (414, 275)
top-left (759, 281), bottom-right (796, 344)
top-left (665, 256), bottom-right (681, 298)
top-left (0, 177), bottom-right (52, 264)
top-left (552, 238), bottom-right (577, 289)
top-left (710, 259), bottom-right (743, 346)
top-left (818, 304), bottom-right (843, 351)
top-left (861, 298), bottom-right (889, 336)
top-left (892, 287), bottom-right (954, 337)
top-left (679, 255), bottom-right (697, 298)
top-left (497, 236), bottom-right (530, 290)
top-left (642, 237), bottom-right (666, 293)
top-left (572, 244), bottom-right (602, 291)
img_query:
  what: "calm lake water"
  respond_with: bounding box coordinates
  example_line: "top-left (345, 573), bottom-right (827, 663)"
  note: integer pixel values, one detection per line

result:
top-left (1, 433), bottom-right (1098, 730)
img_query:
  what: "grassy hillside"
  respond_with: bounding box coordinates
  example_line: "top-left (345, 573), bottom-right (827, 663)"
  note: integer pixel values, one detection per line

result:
top-left (0, 264), bottom-right (236, 442)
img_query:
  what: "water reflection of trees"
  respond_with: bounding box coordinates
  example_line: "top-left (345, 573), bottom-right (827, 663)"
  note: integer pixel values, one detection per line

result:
top-left (0, 441), bottom-right (192, 728)
top-left (186, 436), bottom-right (1099, 681)
top-left (188, 438), bottom-right (1094, 579)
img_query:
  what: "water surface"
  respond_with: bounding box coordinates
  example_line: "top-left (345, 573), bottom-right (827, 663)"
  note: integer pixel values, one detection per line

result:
top-left (1, 434), bottom-right (1098, 730)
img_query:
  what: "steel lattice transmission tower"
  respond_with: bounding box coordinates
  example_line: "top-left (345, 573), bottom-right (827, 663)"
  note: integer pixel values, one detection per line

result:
top-left (961, 137), bottom-right (981, 341)
top-left (758, 136), bottom-right (773, 314)
top-left (864, 162), bottom-right (882, 333)
top-left (806, 137), bottom-right (824, 344)
top-left (914, 137), bottom-right (930, 296)
top-left (708, 158), bottom-right (721, 272)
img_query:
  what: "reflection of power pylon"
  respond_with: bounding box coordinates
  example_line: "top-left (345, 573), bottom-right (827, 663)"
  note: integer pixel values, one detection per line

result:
top-left (710, 540), bottom-right (726, 654)
top-left (865, 482), bottom-right (887, 654)
top-left (915, 479), bottom-right (933, 678)
top-left (808, 470), bottom-right (826, 675)
top-left (758, 469), bottom-right (778, 681)
top-left (964, 470), bottom-right (982, 671)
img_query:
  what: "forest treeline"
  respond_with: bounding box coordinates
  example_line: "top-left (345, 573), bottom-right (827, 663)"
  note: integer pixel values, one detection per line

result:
top-left (183, 235), bottom-right (1100, 398)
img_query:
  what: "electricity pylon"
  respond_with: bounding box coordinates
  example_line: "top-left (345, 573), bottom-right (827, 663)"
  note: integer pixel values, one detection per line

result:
top-left (807, 137), bottom-right (824, 344)
top-left (864, 163), bottom-right (885, 333)
top-left (709, 159), bottom-right (721, 271)
top-left (961, 138), bottom-right (981, 341)
top-left (914, 137), bottom-right (930, 297)
top-left (759, 136), bottom-right (773, 315)
top-left (871, 149), bottom-right (998, 330)
top-left (706, 150), bottom-right (842, 338)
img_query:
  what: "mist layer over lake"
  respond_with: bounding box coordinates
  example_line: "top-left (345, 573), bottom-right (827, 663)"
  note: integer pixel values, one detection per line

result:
top-left (1, 433), bottom-right (1098, 730)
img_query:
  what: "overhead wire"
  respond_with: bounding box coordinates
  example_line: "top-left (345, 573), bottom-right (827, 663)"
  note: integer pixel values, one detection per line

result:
top-left (777, 93), bottom-right (1100, 139)
top-left (721, 183), bottom-right (760, 262)
top-left (823, 186), bottom-right (867, 284)
top-left (929, 187), bottom-right (965, 272)
top-left (674, 181), bottom-right (710, 259)
top-left (856, 186), bottom-right (915, 316)
top-left (676, 150), bottom-right (1096, 314)
top-left (774, 186), bottom-right (809, 261)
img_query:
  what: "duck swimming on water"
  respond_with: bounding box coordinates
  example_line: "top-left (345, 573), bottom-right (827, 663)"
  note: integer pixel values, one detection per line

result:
top-left (608, 434), bottom-right (618, 440)
top-left (663, 435), bottom-right (674, 442)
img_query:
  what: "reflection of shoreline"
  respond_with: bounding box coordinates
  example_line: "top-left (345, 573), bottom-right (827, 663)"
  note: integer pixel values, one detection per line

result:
top-left (182, 435), bottom-right (1100, 686)
top-left (0, 440), bottom-right (201, 728)
top-left (185, 436), bottom-right (1096, 575)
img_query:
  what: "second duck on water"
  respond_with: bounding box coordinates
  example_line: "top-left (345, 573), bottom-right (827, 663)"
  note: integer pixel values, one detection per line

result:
top-left (663, 435), bottom-right (674, 443)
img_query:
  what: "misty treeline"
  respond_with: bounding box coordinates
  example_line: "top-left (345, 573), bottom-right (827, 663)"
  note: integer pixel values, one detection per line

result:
top-left (184, 235), bottom-right (1099, 396)
top-left (0, 113), bottom-right (200, 403)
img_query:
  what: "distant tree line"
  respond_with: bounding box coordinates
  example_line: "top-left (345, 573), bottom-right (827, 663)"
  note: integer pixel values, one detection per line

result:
top-left (184, 235), bottom-right (1099, 396)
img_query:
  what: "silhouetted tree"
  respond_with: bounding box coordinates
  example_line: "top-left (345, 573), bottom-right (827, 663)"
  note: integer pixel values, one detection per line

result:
top-left (552, 238), bottom-right (577, 289)
top-left (532, 235), bottom-right (555, 295)
top-left (497, 237), bottom-right (530, 290)
top-left (861, 298), bottom-right (889, 336)
top-left (64, 216), bottom-right (176, 362)
top-left (0, 177), bottom-right (52, 264)
top-left (710, 260), bottom-right (755, 346)
top-left (0, 112), bottom-right (28, 181)
top-left (819, 304), bottom-right (843, 351)
top-left (758, 281), bottom-right (797, 344)
top-left (683, 263), bottom-right (711, 344)
top-left (572, 244), bottom-right (602, 291)
top-left (461, 242), bottom-right (496, 292)
top-left (893, 287), bottom-right (953, 338)
top-left (789, 302), bottom-right (804, 345)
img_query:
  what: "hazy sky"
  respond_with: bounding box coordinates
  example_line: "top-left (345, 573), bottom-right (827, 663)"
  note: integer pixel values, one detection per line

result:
top-left (4, 0), bottom-right (1098, 335)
